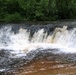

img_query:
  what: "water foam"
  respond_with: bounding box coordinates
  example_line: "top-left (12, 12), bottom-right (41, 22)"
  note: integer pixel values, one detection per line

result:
top-left (0, 25), bottom-right (76, 56)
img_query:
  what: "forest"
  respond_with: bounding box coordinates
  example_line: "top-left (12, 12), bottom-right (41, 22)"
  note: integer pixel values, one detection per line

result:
top-left (0, 0), bottom-right (76, 22)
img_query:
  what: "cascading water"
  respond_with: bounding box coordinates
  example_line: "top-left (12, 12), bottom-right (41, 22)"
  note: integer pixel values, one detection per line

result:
top-left (0, 23), bottom-right (76, 74)
top-left (0, 25), bottom-right (76, 54)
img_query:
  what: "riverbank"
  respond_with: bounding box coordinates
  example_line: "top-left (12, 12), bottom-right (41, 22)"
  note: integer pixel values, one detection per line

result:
top-left (0, 20), bottom-right (76, 32)
top-left (0, 19), bottom-right (76, 25)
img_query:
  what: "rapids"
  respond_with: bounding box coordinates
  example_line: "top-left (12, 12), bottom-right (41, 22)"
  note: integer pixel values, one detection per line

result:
top-left (0, 25), bottom-right (76, 54)
top-left (0, 22), bottom-right (76, 74)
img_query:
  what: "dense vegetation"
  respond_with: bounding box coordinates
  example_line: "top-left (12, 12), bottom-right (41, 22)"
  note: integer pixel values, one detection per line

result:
top-left (0, 0), bottom-right (76, 22)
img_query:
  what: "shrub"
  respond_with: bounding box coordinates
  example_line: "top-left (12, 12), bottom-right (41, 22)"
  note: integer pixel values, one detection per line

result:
top-left (5, 13), bottom-right (22, 22)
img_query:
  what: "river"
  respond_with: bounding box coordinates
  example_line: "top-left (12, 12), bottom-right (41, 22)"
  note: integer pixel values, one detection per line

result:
top-left (0, 21), bottom-right (76, 75)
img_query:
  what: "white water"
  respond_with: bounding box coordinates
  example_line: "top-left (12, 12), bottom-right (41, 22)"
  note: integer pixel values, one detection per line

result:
top-left (0, 25), bottom-right (76, 57)
top-left (0, 69), bottom-right (5, 72)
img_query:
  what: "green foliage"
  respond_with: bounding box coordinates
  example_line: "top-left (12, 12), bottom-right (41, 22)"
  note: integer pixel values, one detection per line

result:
top-left (5, 13), bottom-right (22, 22)
top-left (0, 0), bottom-right (7, 19)
top-left (56, 0), bottom-right (76, 19)
top-left (6, 0), bottom-right (21, 14)
top-left (0, 0), bottom-right (76, 22)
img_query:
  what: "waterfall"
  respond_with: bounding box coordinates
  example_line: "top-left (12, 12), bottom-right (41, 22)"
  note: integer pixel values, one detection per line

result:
top-left (0, 25), bottom-right (76, 57)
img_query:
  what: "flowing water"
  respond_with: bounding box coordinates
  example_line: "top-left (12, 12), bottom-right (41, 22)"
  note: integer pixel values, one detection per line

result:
top-left (0, 22), bottom-right (76, 75)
